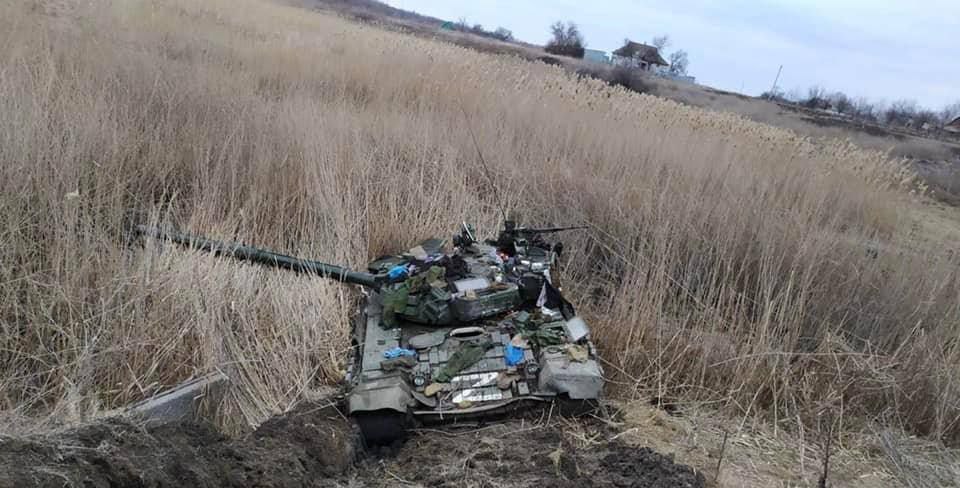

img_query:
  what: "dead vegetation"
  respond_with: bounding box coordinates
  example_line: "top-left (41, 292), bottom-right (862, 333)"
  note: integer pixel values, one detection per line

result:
top-left (2, 1), bottom-right (960, 478)
top-left (297, 0), bottom-right (960, 180)
top-left (614, 400), bottom-right (960, 487)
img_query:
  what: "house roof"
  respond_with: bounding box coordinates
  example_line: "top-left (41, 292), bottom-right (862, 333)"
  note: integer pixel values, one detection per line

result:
top-left (612, 42), bottom-right (668, 66)
top-left (949, 116), bottom-right (960, 128)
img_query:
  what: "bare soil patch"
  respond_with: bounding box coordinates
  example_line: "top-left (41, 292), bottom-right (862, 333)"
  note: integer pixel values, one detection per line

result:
top-left (0, 402), bottom-right (704, 488)
top-left (369, 419), bottom-right (705, 488)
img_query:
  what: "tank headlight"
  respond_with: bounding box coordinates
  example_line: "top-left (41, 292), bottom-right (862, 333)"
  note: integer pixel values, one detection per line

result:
top-left (524, 362), bottom-right (540, 376)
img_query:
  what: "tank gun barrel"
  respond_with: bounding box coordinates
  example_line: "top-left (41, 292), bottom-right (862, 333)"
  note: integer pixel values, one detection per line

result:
top-left (515, 225), bottom-right (587, 235)
top-left (136, 225), bottom-right (383, 290)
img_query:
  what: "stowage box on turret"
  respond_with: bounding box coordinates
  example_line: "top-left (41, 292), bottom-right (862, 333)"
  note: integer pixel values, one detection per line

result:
top-left (137, 221), bottom-right (603, 445)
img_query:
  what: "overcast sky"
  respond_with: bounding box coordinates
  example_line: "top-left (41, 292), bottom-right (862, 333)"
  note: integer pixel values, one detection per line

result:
top-left (385, 0), bottom-right (958, 109)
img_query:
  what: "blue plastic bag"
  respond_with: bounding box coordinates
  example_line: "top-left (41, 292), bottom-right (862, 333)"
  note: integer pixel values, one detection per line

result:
top-left (384, 347), bottom-right (416, 359)
top-left (505, 343), bottom-right (524, 366)
top-left (388, 265), bottom-right (408, 281)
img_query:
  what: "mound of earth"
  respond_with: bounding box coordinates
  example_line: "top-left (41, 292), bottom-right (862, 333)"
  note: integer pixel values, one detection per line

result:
top-left (0, 402), bottom-right (356, 488)
top-left (0, 402), bottom-right (704, 488)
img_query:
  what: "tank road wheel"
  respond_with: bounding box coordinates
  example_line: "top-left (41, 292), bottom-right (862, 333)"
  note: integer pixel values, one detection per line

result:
top-left (353, 410), bottom-right (410, 447)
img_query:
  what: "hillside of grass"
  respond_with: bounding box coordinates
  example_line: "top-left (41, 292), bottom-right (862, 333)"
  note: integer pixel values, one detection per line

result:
top-left (296, 0), bottom-right (960, 205)
top-left (2, 0), bottom-right (959, 456)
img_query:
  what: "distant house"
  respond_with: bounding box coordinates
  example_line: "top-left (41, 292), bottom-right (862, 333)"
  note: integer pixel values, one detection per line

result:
top-left (946, 117), bottom-right (960, 134)
top-left (583, 49), bottom-right (609, 64)
top-left (611, 42), bottom-right (668, 72)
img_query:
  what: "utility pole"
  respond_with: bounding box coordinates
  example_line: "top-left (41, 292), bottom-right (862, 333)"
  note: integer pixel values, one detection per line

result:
top-left (768, 65), bottom-right (783, 98)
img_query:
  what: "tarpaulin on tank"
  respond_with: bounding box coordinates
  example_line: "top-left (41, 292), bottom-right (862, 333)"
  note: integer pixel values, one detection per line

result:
top-left (434, 341), bottom-right (494, 382)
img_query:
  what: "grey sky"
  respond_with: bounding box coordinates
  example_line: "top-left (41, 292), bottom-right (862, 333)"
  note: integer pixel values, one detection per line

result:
top-left (385, 0), bottom-right (958, 109)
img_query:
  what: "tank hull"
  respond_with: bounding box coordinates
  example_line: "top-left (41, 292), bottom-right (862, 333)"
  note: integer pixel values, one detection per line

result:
top-left (346, 288), bottom-right (603, 444)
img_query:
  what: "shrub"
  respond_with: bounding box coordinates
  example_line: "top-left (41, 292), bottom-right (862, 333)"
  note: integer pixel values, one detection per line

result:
top-left (492, 27), bottom-right (513, 42)
top-left (544, 21), bottom-right (585, 58)
top-left (576, 65), bottom-right (654, 94)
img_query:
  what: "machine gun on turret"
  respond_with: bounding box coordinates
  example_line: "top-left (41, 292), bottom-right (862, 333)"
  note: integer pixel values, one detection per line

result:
top-left (491, 220), bottom-right (586, 257)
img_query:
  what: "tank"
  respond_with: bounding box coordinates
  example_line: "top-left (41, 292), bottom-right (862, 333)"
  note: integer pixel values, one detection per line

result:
top-left (136, 221), bottom-right (603, 445)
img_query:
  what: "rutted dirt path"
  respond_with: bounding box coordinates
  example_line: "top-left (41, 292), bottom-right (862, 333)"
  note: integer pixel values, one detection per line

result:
top-left (0, 402), bottom-right (704, 488)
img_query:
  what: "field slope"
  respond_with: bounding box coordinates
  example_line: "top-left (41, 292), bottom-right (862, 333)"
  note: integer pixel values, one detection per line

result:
top-left (2, 0), bottom-right (959, 468)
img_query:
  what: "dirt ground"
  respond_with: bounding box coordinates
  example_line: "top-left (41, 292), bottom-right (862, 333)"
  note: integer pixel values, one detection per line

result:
top-left (0, 401), bottom-right (705, 488)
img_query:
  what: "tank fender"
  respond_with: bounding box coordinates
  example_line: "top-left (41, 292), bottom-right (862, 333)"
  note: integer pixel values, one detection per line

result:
top-left (347, 375), bottom-right (413, 414)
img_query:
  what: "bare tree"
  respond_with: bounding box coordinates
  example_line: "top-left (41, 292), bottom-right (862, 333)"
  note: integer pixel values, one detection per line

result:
top-left (884, 99), bottom-right (918, 126)
top-left (914, 109), bottom-right (939, 130)
top-left (651, 35), bottom-right (670, 52)
top-left (940, 101), bottom-right (960, 127)
top-left (492, 27), bottom-right (514, 42)
top-left (804, 85), bottom-right (830, 110)
top-left (668, 50), bottom-right (689, 75)
top-left (545, 21), bottom-right (585, 58)
top-left (828, 92), bottom-right (853, 114)
top-left (852, 97), bottom-right (878, 122)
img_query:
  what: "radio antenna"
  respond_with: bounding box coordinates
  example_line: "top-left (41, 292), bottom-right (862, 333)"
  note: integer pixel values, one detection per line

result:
top-left (461, 105), bottom-right (508, 224)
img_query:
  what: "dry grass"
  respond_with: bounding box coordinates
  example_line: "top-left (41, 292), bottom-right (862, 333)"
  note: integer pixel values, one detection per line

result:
top-left (613, 400), bottom-right (960, 487)
top-left (2, 0), bottom-right (960, 457)
top-left (301, 0), bottom-right (960, 172)
top-left (651, 79), bottom-right (960, 162)
top-left (288, 0), bottom-right (552, 59)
